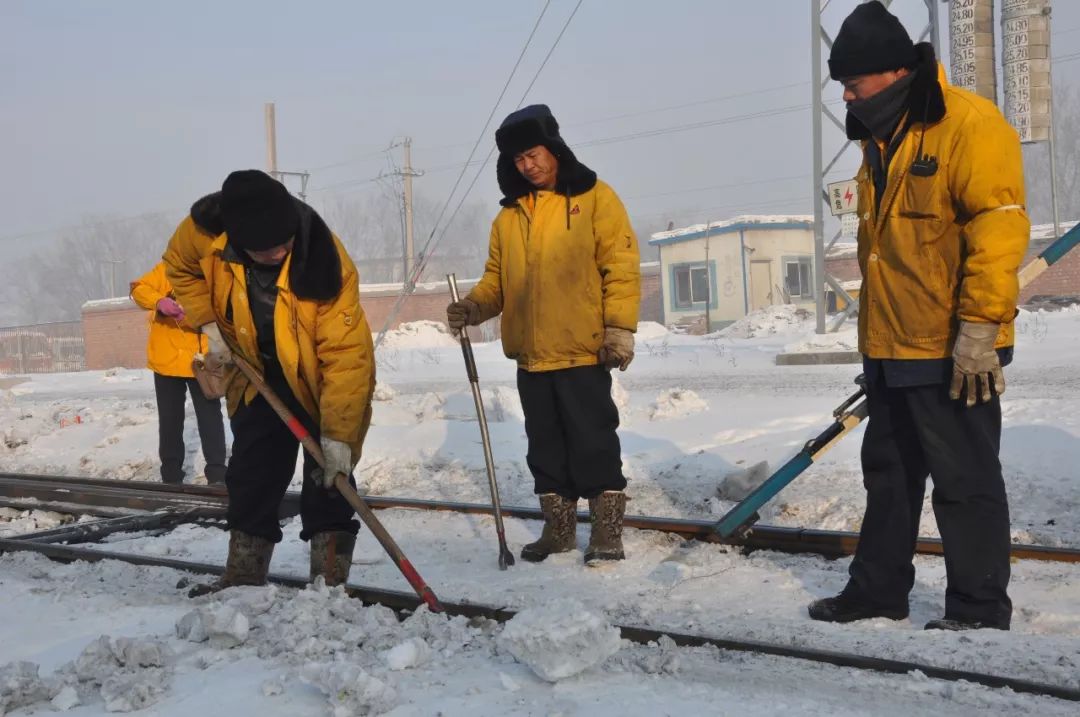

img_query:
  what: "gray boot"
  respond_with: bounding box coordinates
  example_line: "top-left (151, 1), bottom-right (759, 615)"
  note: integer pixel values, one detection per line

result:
top-left (309, 530), bottom-right (356, 586)
top-left (187, 530), bottom-right (274, 597)
top-left (585, 491), bottom-right (627, 564)
top-left (521, 494), bottom-right (578, 563)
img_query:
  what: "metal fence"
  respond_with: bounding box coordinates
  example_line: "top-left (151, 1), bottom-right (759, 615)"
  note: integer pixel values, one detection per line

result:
top-left (0, 321), bottom-right (86, 374)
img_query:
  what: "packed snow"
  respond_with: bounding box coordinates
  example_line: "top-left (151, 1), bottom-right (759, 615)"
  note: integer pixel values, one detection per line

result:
top-left (3, 311), bottom-right (1080, 714)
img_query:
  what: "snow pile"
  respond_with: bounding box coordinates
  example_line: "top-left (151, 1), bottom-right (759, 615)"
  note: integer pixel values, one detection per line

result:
top-left (0, 661), bottom-right (52, 715)
top-left (719, 304), bottom-right (814, 339)
top-left (372, 383), bottom-right (397, 401)
top-left (0, 507), bottom-right (77, 538)
top-left (610, 373), bottom-right (630, 414)
top-left (378, 320), bottom-right (458, 349)
top-left (497, 599), bottom-right (622, 681)
top-left (382, 637), bottom-right (433, 671)
top-left (300, 662), bottom-right (397, 717)
top-left (717, 460), bottom-right (771, 502)
top-left (176, 605), bottom-right (250, 647)
top-left (649, 388), bottom-right (708, 421)
top-left (635, 321), bottom-right (669, 341)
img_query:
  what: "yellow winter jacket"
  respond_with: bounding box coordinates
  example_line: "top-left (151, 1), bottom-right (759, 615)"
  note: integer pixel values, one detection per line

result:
top-left (163, 198), bottom-right (375, 456)
top-left (468, 181), bottom-right (640, 372)
top-left (855, 63), bottom-right (1029, 358)
top-left (129, 262), bottom-right (207, 378)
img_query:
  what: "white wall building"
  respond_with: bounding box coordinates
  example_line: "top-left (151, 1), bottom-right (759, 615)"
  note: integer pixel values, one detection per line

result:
top-left (649, 215), bottom-right (815, 329)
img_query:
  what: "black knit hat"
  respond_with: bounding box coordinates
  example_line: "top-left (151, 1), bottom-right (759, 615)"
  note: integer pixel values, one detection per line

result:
top-left (495, 104), bottom-right (569, 159)
top-left (220, 170), bottom-right (299, 251)
top-left (829, 1), bottom-right (919, 80)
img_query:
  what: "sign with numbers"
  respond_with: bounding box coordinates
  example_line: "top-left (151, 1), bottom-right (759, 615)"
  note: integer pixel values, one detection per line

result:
top-left (949, 0), bottom-right (997, 102)
top-left (1001, 0), bottom-right (1052, 143)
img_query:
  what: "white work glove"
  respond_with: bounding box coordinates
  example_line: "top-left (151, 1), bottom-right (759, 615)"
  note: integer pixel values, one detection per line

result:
top-left (319, 437), bottom-right (355, 490)
top-left (200, 322), bottom-right (233, 365)
top-left (949, 321), bottom-right (1005, 408)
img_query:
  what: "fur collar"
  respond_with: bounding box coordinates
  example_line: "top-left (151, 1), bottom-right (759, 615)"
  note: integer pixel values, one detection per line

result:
top-left (845, 42), bottom-right (946, 141)
top-left (189, 192), bottom-right (341, 301)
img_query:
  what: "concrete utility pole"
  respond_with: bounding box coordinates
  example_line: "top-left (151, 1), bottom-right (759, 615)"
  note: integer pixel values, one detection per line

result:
top-left (403, 138), bottom-right (416, 280)
top-left (265, 102), bottom-right (278, 178)
top-left (262, 102), bottom-right (311, 201)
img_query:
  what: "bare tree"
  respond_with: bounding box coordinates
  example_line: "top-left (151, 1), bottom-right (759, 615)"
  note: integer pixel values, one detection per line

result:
top-left (1023, 82), bottom-right (1080, 227)
top-left (2, 213), bottom-right (179, 324)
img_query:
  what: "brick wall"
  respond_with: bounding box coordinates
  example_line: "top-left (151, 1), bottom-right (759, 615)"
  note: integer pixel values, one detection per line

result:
top-left (82, 300), bottom-right (150, 370)
top-left (81, 266), bottom-right (666, 370)
top-left (826, 245), bottom-right (1080, 305)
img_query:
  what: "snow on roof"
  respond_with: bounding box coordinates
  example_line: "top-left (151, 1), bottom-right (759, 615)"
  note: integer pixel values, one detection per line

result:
top-left (826, 242), bottom-right (858, 259)
top-left (1030, 220), bottom-right (1079, 242)
top-left (81, 297), bottom-right (138, 311)
top-left (649, 214), bottom-right (813, 245)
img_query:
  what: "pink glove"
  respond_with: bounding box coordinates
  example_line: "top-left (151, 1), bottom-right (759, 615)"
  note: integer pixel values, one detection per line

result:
top-left (156, 297), bottom-right (185, 320)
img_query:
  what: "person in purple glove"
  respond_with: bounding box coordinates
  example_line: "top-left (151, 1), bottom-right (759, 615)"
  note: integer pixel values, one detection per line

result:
top-left (130, 262), bottom-right (226, 484)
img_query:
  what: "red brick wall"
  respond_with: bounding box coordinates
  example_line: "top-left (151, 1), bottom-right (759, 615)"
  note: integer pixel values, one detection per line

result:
top-left (82, 302), bottom-right (150, 370)
top-left (81, 267), bottom-right (666, 370)
top-left (1019, 244), bottom-right (1080, 303)
top-left (825, 256), bottom-right (861, 282)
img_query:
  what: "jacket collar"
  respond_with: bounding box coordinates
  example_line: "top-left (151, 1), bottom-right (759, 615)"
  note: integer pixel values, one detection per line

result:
top-left (845, 43), bottom-right (946, 141)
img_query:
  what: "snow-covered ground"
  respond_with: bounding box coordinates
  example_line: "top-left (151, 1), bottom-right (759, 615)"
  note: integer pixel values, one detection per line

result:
top-left (2, 309), bottom-right (1080, 714)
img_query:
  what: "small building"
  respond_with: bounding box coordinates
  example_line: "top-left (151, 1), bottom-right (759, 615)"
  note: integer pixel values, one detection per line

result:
top-left (649, 215), bottom-right (814, 330)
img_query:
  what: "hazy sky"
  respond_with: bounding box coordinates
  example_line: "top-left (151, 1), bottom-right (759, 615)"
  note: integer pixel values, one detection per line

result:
top-left (3, 0), bottom-right (1079, 257)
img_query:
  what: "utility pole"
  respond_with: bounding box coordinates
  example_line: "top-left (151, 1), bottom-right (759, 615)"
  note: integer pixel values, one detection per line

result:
top-left (403, 138), bottom-right (416, 281)
top-left (265, 102), bottom-right (278, 178)
top-left (704, 222), bottom-right (712, 334)
top-left (263, 101), bottom-right (310, 200)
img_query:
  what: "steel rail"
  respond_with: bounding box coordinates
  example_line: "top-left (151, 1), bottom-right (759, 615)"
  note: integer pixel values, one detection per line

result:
top-left (2, 472), bottom-right (1079, 563)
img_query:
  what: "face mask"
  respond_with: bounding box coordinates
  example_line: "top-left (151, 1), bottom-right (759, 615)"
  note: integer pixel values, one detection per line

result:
top-left (847, 71), bottom-right (916, 140)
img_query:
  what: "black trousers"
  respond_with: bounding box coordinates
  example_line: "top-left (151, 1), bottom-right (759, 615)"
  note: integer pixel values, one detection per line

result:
top-left (225, 385), bottom-right (359, 544)
top-left (517, 365), bottom-right (627, 501)
top-left (153, 373), bottom-right (226, 485)
top-left (844, 370), bottom-right (1012, 627)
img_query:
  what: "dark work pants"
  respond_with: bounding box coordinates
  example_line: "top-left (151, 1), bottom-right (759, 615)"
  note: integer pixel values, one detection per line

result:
top-left (225, 385), bottom-right (360, 544)
top-left (153, 373), bottom-right (227, 485)
top-left (844, 370), bottom-right (1012, 628)
top-left (517, 365), bottom-right (627, 501)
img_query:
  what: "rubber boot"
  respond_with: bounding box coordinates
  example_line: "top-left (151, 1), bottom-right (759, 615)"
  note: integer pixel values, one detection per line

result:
top-left (584, 491), bottom-right (627, 564)
top-left (186, 530), bottom-right (274, 597)
top-left (309, 530), bottom-right (357, 586)
top-left (520, 494), bottom-right (578, 563)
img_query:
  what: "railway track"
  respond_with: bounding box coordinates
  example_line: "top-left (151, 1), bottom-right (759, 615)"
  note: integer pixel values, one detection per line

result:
top-left (2, 471), bottom-right (1078, 563)
top-left (0, 536), bottom-right (1077, 703)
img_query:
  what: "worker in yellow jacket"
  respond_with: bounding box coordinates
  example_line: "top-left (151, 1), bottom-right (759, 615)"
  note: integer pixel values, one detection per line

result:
top-left (808, 2), bottom-right (1028, 631)
top-left (447, 105), bottom-right (640, 566)
top-left (164, 170), bottom-right (376, 594)
top-left (130, 262), bottom-right (226, 485)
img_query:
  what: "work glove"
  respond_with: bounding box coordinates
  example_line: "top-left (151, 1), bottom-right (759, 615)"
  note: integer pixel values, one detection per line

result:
top-left (597, 326), bottom-right (635, 371)
top-left (200, 322), bottom-right (233, 366)
top-left (446, 299), bottom-right (482, 334)
top-left (949, 321), bottom-right (1005, 408)
top-left (156, 297), bottom-right (185, 321)
top-left (319, 437), bottom-right (355, 490)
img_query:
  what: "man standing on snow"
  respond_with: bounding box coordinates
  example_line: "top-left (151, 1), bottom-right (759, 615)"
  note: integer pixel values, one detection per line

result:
top-left (130, 261), bottom-right (226, 485)
top-left (808, 2), bottom-right (1028, 631)
top-left (164, 170), bottom-right (376, 594)
top-left (446, 105), bottom-right (640, 565)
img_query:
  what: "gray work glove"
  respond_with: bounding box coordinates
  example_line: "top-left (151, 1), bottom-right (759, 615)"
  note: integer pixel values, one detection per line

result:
top-left (200, 322), bottom-right (233, 365)
top-left (949, 321), bottom-right (1005, 408)
top-left (319, 437), bottom-right (355, 490)
top-left (597, 326), bottom-right (635, 371)
top-left (446, 299), bottom-right (482, 334)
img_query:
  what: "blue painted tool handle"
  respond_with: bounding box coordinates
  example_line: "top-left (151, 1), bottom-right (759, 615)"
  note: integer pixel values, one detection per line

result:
top-left (1041, 223), bottom-right (1080, 266)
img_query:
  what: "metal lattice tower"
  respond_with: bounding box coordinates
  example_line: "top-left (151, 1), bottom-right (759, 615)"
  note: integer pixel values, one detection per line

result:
top-left (810, 0), bottom-right (943, 334)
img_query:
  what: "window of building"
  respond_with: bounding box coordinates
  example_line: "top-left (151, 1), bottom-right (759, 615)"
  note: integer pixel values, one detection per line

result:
top-left (784, 257), bottom-right (814, 299)
top-left (673, 264), bottom-right (711, 308)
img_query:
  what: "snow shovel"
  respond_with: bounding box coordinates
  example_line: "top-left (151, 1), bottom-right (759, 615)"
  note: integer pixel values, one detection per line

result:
top-left (447, 273), bottom-right (515, 570)
top-left (228, 352), bottom-right (445, 613)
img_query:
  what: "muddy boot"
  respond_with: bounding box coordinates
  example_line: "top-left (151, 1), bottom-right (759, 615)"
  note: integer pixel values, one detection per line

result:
top-left (585, 491), bottom-right (627, 564)
top-left (186, 530), bottom-right (274, 597)
top-left (309, 530), bottom-right (357, 586)
top-left (520, 494), bottom-right (578, 563)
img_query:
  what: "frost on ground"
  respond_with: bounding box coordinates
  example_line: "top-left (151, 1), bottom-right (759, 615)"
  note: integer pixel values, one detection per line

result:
top-left (0, 507), bottom-right (80, 538)
top-left (498, 599), bottom-right (623, 681)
